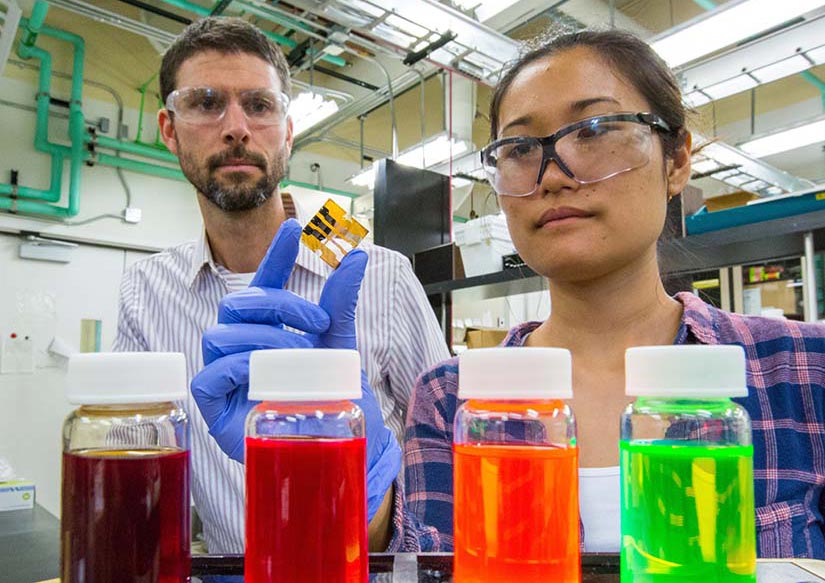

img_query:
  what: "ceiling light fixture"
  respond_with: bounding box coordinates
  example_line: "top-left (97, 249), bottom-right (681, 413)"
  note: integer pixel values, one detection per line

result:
top-left (348, 165), bottom-right (376, 189)
top-left (676, 14), bottom-right (825, 105)
top-left (395, 133), bottom-right (469, 169)
top-left (453, 0), bottom-right (520, 21)
top-left (315, 0), bottom-right (518, 86)
top-left (288, 91), bottom-right (340, 136)
top-left (739, 117), bottom-right (825, 158)
top-left (691, 137), bottom-right (815, 195)
top-left (650, 0), bottom-right (825, 68)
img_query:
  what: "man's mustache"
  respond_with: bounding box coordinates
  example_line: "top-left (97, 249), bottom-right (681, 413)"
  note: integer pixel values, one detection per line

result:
top-left (208, 147), bottom-right (267, 170)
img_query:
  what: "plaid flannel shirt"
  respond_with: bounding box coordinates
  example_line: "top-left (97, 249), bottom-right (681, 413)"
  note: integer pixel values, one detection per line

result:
top-left (403, 292), bottom-right (825, 557)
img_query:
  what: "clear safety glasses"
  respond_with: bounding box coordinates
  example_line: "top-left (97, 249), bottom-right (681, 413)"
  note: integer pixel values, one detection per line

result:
top-left (480, 112), bottom-right (672, 197)
top-left (165, 87), bottom-right (291, 127)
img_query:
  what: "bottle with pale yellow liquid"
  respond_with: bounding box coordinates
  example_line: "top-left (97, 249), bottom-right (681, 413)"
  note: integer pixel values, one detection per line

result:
top-left (620, 345), bottom-right (756, 582)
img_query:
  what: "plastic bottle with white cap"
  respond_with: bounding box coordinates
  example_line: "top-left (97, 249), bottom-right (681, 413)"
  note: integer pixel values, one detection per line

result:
top-left (453, 347), bottom-right (579, 583)
top-left (244, 348), bottom-right (367, 583)
top-left (61, 352), bottom-right (190, 583)
top-left (620, 345), bottom-right (755, 582)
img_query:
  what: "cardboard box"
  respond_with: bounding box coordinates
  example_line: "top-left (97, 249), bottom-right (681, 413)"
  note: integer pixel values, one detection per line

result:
top-left (704, 191), bottom-right (759, 212)
top-left (747, 281), bottom-right (799, 317)
top-left (465, 328), bottom-right (508, 349)
top-left (0, 480), bottom-right (35, 511)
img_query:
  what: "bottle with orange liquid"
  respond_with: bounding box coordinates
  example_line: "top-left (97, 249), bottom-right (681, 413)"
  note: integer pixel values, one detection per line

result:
top-left (453, 347), bottom-right (580, 583)
top-left (245, 349), bottom-right (368, 583)
top-left (61, 352), bottom-right (190, 583)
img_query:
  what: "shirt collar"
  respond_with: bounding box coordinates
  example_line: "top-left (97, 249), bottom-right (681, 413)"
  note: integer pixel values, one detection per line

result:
top-left (503, 292), bottom-right (723, 347)
top-left (674, 291), bottom-right (722, 345)
top-left (185, 192), bottom-right (331, 288)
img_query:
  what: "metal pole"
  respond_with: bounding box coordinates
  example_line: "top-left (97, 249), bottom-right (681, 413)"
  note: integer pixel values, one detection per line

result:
top-left (359, 115), bottom-right (366, 169)
top-left (804, 231), bottom-right (818, 321)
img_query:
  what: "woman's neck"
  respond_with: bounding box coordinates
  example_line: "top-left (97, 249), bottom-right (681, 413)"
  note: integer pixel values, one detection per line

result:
top-left (528, 247), bottom-right (683, 360)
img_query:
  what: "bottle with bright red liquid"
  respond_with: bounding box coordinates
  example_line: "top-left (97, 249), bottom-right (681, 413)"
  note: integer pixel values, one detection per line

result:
top-left (61, 353), bottom-right (190, 583)
top-left (453, 347), bottom-right (580, 583)
top-left (245, 349), bottom-right (368, 583)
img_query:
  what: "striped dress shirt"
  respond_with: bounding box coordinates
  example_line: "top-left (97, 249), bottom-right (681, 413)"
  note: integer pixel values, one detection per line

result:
top-left (404, 292), bottom-right (825, 557)
top-left (112, 206), bottom-right (450, 552)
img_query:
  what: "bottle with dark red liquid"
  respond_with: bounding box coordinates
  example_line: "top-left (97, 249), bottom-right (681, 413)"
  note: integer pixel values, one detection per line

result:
top-left (61, 352), bottom-right (190, 583)
top-left (245, 349), bottom-right (368, 583)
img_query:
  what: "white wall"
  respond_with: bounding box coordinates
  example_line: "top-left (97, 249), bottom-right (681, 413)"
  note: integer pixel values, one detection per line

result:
top-left (0, 75), bottom-right (202, 250)
top-left (0, 72), bottom-right (204, 517)
top-left (0, 232), bottom-right (153, 517)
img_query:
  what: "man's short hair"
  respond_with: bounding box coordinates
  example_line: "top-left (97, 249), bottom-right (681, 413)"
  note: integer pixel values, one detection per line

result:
top-left (159, 17), bottom-right (291, 104)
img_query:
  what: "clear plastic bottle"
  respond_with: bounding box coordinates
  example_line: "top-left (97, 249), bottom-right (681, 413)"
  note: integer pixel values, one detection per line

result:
top-left (620, 345), bottom-right (755, 582)
top-left (61, 352), bottom-right (190, 583)
top-left (245, 349), bottom-right (367, 583)
top-left (453, 347), bottom-right (579, 583)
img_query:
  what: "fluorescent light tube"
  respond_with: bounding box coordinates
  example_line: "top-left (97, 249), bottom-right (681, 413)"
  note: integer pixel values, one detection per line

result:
top-left (808, 45), bottom-right (825, 64)
top-left (702, 75), bottom-right (758, 100)
top-left (752, 54), bottom-right (812, 83)
top-left (396, 134), bottom-right (469, 168)
top-left (684, 90), bottom-right (712, 107)
top-left (691, 159), bottom-right (722, 174)
top-left (348, 165), bottom-right (376, 189)
top-left (453, 0), bottom-right (520, 20)
top-left (740, 118), bottom-right (825, 157)
top-left (289, 92), bottom-right (340, 136)
top-left (650, 0), bottom-right (825, 68)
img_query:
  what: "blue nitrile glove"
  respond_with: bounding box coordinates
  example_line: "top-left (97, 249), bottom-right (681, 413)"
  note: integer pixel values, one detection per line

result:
top-left (191, 219), bottom-right (401, 521)
top-left (190, 219), bottom-right (330, 463)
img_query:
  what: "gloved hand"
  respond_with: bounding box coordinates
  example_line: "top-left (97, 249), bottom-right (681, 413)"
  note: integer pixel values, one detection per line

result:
top-left (191, 218), bottom-right (401, 521)
top-left (190, 220), bottom-right (329, 463)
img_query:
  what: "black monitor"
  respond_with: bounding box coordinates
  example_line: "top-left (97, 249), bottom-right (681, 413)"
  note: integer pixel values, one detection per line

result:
top-left (373, 158), bottom-right (451, 261)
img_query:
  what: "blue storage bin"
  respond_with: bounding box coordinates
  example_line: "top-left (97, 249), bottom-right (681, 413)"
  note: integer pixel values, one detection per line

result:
top-left (685, 189), bottom-right (825, 235)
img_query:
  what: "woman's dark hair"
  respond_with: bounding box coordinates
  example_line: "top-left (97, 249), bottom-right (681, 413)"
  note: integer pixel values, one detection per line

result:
top-left (489, 29), bottom-right (687, 157)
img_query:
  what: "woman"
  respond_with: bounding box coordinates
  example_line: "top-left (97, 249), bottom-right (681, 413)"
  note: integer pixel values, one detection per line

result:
top-left (404, 29), bottom-right (825, 558)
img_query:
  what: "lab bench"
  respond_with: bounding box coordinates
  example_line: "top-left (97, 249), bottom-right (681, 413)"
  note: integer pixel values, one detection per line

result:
top-left (6, 506), bottom-right (825, 583)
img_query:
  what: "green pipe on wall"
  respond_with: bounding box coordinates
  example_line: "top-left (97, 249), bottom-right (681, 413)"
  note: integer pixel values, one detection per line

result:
top-left (14, 38), bottom-right (64, 202)
top-left (19, 1), bottom-right (47, 50)
top-left (0, 190), bottom-right (77, 218)
top-left (800, 71), bottom-right (825, 111)
top-left (692, 0), bottom-right (718, 10)
top-left (96, 154), bottom-right (186, 181)
top-left (0, 3), bottom-right (82, 216)
top-left (92, 134), bottom-right (179, 164)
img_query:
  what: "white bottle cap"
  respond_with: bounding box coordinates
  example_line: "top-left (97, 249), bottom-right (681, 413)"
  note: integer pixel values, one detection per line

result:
top-left (458, 347), bottom-right (572, 400)
top-left (248, 349), bottom-right (362, 401)
top-left (626, 345), bottom-right (748, 398)
top-left (66, 352), bottom-right (187, 404)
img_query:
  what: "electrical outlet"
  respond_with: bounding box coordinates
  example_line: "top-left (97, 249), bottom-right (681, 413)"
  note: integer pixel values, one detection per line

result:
top-left (0, 334), bottom-right (35, 374)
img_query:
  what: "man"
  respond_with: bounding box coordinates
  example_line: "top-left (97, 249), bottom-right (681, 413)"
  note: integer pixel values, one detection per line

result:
top-left (112, 16), bottom-right (449, 553)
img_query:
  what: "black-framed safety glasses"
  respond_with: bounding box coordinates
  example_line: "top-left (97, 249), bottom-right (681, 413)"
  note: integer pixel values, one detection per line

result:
top-left (480, 112), bottom-right (673, 197)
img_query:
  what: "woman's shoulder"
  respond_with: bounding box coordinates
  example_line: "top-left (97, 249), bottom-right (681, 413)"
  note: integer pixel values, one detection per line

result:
top-left (677, 291), bottom-right (825, 346)
top-left (412, 321), bottom-right (543, 401)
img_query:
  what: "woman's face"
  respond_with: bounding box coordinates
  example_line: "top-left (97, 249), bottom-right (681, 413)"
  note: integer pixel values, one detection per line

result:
top-left (495, 46), bottom-right (690, 282)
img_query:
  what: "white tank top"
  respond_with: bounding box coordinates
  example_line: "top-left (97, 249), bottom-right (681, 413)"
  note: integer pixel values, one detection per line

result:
top-left (579, 466), bottom-right (621, 552)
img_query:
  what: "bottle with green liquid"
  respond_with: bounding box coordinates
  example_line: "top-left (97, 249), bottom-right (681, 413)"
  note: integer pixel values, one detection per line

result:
top-left (620, 345), bottom-right (756, 583)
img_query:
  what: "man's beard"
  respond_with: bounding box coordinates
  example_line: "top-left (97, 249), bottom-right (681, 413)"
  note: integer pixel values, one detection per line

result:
top-left (177, 142), bottom-right (288, 212)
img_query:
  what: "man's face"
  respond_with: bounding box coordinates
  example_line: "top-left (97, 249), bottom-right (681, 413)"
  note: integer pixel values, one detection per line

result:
top-left (159, 50), bottom-right (293, 212)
